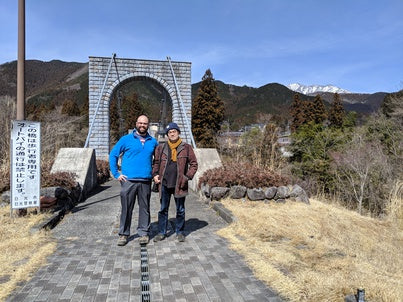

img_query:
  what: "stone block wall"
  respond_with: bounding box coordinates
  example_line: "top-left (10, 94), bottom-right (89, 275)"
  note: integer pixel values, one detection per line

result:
top-left (88, 56), bottom-right (192, 159)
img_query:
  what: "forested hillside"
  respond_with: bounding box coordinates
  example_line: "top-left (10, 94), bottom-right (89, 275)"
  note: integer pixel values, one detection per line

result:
top-left (0, 60), bottom-right (388, 129)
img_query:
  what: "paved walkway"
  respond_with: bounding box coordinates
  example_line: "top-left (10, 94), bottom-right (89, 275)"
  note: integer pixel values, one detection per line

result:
top-left (7, 180), bottom-right (283, 302)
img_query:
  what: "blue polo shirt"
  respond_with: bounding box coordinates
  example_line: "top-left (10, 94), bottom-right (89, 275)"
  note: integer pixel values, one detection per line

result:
top-left (109, 131), bottom-right (158, 180)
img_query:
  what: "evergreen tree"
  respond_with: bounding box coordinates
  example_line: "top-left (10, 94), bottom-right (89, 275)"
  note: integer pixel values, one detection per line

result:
top-left (328, 93), bottom-right (345, 128)
top-left (192, 69), bottom-right (224, 147)
top-left (290, 122), bottom-right (345, 192)
top-left (122, 92), bottom-right (144, 132)
top-left (303, 101), bottom-right (315, 124)
top-left (381, 89), bottom-right (403, 120)
top-left (289, 94), bottom-right (305, 131)
top-left (311, 94), bottom-right (327, 124)
top-left (109, 95), bottom-right (120, 143)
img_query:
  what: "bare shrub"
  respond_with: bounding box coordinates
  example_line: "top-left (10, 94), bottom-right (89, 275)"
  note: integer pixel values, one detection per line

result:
top-left (218, 123), bottom-right (286, 171)
top-left (40, 160), bottom-right (77, 190)
top-left (0, 155), bottom-right (77, 194)
top-left (199, 161), bottom-right (289, 189)
top-left (238, 127), bottom-right (265, 167)
top-left (0, 102), bottom-right (88, 193)
top-left (332, 130), bottom-right (392, 215)
top-left (40, 110), bottom-right (87, 158)
top-left (261, 123), bottom-right (284, 170)
top-left (96, 159), bottom-right (111, 184)
top-left (387, 180), bottom-right (403, 227)
top-left (0, 163), bottom-right (10, 193)
top-left (61, 99), bottom-right (80, 116)
top-left (0, 96), bottom-right (15, 166)
top-left (0, 97), bottom-right (15, 193)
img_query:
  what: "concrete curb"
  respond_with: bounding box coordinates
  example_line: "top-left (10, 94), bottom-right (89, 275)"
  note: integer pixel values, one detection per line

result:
top-left (211, 201), bottom-right (238, 224)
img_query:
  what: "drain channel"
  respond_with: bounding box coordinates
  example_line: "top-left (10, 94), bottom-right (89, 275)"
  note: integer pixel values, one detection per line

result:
top-left (140, 243), bottom-right (150, 301)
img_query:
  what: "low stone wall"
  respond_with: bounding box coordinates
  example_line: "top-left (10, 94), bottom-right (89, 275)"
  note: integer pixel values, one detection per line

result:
top-left (199, 183), bottom-right (310, 204)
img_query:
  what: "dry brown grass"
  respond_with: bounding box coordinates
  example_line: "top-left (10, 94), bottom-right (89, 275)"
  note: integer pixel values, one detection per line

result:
top-left (217, 197), bottom-right (403, 302)
top-left (0, 206), bottom-right (57, 302)
top-left (387, 181), bottom-right (403, 228)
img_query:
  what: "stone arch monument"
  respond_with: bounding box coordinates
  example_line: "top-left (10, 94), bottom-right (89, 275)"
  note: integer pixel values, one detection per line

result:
top-left (86, 55), bottom-right (193, 159)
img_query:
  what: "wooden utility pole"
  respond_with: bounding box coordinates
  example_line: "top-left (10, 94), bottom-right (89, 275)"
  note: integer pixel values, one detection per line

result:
top-left (14, 0), bottom-right (26, 217)
top-left (17, 0), bottom-right (25, 120)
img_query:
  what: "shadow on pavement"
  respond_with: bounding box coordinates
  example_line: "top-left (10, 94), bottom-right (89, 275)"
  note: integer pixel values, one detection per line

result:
top-left (85, 184), bottom-right (112, 198)
top-left (185, 218), bottom-right (208, 233)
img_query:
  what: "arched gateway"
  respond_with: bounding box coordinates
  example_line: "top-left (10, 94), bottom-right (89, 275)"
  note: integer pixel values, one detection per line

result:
top-left (86, 55), bottom-right (193, 159)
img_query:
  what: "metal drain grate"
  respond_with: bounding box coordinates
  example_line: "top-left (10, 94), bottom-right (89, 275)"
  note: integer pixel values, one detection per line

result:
top-left (140, 243), bottom-right (150, 301)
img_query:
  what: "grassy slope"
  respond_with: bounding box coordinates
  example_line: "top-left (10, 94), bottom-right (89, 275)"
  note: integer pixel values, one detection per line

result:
top-left (217, 197), bottom-right (402, 301)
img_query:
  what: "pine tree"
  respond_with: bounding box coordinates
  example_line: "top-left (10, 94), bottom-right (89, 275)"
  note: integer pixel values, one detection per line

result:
top-left (303, 101), bottom-right (315, 124)
top-left (192, 69), bottom-right (224, 147)
top-left (311, 94), bottom-right (327, 124)
top-left (289, 94), bottom-right (305, 131)
top-left (122, 92), bottom-right (144, 132)
top-left (328, 93), bottom-right (345, 128)
top-left (381, 89), bottom-right (403, 120)
top-left (109, 95), bottom-right (120, 143)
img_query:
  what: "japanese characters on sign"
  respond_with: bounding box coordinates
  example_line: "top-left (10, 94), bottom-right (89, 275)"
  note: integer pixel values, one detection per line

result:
top-left (11, 120), bottom-right (41, 209)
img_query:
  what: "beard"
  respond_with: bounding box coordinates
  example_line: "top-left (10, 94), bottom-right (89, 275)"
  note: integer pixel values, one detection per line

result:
top-left (137, 126), bottom-right (148, 135)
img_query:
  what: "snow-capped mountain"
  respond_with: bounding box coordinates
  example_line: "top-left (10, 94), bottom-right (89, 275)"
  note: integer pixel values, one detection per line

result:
top-left (287, 83), bottom-right (351, 95)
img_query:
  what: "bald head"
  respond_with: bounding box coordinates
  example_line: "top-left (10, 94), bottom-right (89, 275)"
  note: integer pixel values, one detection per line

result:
top-left (136, 115), bottom-right (149, 135)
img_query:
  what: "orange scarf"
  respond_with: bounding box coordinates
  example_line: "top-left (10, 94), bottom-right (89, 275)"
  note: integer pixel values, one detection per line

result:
top-left (167, 138), bottom-right (182, 162)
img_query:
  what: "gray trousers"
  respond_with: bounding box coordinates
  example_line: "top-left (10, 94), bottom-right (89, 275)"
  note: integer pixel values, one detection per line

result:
top-left (119, 180), bottom-right (151, 237)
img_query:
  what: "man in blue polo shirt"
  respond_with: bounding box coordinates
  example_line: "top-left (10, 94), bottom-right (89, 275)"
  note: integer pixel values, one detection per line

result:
top-left (109, 115), bottom-right (158, 246)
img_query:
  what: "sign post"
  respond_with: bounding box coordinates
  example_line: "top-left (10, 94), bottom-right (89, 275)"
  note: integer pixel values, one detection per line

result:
top-left (10, 120), bottom-right (41, 211)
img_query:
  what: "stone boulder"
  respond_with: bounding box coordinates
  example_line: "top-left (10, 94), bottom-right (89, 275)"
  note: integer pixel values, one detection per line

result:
top-left (200, 183), bottom-right (211, 198)
top-left (265, 187), bottom-right (277, 200)
top-left (229, 185), bottom-right (247, 199)
top-left (290, 184), bottom-right (310, 204)
top-left (247, 188), bottom-right (265, 201)
top-left (210, 187), bottom-right (230, 201)
top-left (274, 186), bottom-right (290, 200)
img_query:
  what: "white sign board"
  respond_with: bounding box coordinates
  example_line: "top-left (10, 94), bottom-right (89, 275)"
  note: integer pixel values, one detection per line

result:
top-left (11, 120), bottom-right (41, 209)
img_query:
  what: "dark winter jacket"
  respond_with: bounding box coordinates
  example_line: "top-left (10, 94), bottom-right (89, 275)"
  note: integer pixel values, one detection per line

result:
top-left (152, 141), bottom-right (198, 198)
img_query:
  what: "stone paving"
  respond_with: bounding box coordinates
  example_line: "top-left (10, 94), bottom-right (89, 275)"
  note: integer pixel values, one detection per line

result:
top-left (7, 180), bottom-right (283, 302)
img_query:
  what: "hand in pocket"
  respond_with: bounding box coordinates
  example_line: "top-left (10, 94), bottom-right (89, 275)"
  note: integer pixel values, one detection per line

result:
top-left (180, 176), bottom-right (188, 189)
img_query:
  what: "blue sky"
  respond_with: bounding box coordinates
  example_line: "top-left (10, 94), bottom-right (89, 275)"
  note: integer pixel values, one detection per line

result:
top-left (1, 0), bottom-right (402, 93)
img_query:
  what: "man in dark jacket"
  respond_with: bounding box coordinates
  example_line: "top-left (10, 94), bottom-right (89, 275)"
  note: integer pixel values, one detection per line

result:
top-left (152, 122), bottom-right (198, 242)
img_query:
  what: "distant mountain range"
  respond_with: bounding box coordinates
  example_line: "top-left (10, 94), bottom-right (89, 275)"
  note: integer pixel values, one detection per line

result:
top-left (286, 82), bottom-right (388, 114)
top-left (287, 83), bottom-right (351, 94)
top-left (0, 60), bottom-right (390, 128)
